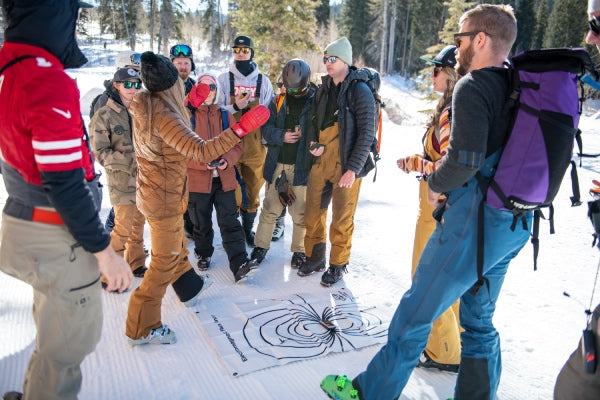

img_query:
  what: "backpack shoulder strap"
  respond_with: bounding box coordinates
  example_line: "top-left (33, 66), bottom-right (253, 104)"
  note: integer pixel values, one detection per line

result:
top-left (256, 73), bottom-right (263, 98)
top-left (220, 106), bottom-right (229, 131)
top-left (229, 71), bottom-right (235, 97)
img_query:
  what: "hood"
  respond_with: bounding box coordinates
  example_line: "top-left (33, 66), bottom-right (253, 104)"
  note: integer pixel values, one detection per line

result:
top-left (2, 0), bottom-right (88, 69)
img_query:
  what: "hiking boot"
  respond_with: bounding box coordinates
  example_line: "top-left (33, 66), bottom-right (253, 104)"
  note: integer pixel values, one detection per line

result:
top-left (417, 351), bottom-right (459, 373)
top-left (250, 247), bottom-right (268, 265)
top-left (183, 275), bottom-right (214, 308)
top-left (132, 266), bottom-right (147, 278)
top-left (196, 255), bottom-right (211, 271)
top-left (128, 324), bottom-right (177, 346)
top-left (291, 252), bottom-right (307, 269)
top-left (2, 392), bottom-right (22, 400)
top-left (271, 215), bottom-right (285, 241)
top-left (320, 375), bottom-right (361, 400)
top-left (320, 264), bottom-right (347, 287)
top-left (234, 259), bottom-right (258, 283)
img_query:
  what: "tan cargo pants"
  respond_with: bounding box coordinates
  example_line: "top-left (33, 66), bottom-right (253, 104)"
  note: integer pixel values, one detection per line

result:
top-left (304, 123), bottom-right (361, 266)
top-left (254, 163), bottom-right (306, 252)
top-left (111, 204), bottom-right (146, 271)
top-left (0, 214), bottom-right (103, 400)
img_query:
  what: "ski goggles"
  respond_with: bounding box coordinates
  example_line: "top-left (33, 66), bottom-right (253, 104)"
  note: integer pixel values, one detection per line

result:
top-left (170, 44), bottom-right (193, 58)
top-left (287, 86), bottom-right (308, 96)
top-left (129, 53), bottom-right (141, 66)
top-left (119, 81), bottom-right (142, 89)
top-left (323, 56), bottom-right (338, 64)
top-left (233, 47), bottom-right (251, 54)
top-left (590, 16), bottom-right (600, 35)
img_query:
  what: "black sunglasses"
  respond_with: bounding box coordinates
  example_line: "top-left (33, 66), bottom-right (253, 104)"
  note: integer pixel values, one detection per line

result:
top-left (323, 56), bottom-right (338, 64)
top-left (119, 81), bottom-right (142, 89)
top-left (276, 82), bottom-right (283, 89)
top-left (590, 16), bottom-right (600, 35)
top-left (207, 84), bottom-right (217, 91)
top-left (454, 31), bottom-right (491, 48)
top-left (170, 44), bottom-right (192, 58)
top-left (433, 67), bottom-right (442, 78)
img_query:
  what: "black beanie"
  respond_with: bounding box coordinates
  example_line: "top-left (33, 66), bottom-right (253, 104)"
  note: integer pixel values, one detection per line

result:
top-left (140, 51), bottom-right (179, 92)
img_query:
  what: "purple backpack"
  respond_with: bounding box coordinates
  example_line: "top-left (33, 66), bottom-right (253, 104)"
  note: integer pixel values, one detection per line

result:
top-left (472, 48), bottom-right (596, 293)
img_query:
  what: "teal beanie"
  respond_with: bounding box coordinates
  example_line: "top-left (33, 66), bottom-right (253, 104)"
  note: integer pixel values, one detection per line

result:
top-left (324, 37), bottom-right (353, 66)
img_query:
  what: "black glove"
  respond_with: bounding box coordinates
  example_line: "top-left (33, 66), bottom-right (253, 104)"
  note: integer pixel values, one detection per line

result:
top-left (275, 171), bottom-right (295, 206)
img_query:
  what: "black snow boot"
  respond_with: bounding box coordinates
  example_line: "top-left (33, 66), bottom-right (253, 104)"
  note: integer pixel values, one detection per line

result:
top-left (241, 210), bottom-right (256, 247)
top-left (298, 243), bottom-right (326, 277)
top-left (320, 264), bottom-right (347, 287)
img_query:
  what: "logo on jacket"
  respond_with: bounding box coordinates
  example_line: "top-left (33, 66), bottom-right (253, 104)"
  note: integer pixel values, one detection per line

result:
top-left (52, 107), bottom-right (72, 119)
top-left (36, 57), bottom-right (52, 68)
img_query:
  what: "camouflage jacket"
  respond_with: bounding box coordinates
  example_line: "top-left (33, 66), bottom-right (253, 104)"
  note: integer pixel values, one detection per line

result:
top-left (89, 97), bottom-right (137, 206)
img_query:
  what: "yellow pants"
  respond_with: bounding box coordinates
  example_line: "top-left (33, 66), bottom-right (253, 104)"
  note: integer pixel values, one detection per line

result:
top-left (235, 129), bottom-right (266, 213)
top-left (126, 214), bottom-right (194, 339)
top-left (254, 163), bottom-right (306, 252)
top-left (111, 204), bottom-right (146, 272)
top-left (304, 124), bottom-right (361, 265)
top-left (412, 178), bottom-right (461, 365)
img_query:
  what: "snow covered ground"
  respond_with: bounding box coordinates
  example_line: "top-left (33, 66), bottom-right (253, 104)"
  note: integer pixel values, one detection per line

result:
top-left (1, 56), bottom-right (600, 399)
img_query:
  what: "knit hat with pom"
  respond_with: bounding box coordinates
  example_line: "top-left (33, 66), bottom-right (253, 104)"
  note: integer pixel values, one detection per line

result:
top-left (140, 51), bottom-right (179, 93)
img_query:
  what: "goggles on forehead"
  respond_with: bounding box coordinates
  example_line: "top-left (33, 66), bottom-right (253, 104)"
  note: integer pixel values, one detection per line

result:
top-left (129, 53), bottom-right (141, 66)
top-left (233, 47), bottom-right (251, 54)
top-left (590, 16), bottom-right (600, 35)
top-left (323, 56), bottom-right (338, 64)
top-left (170, 44), bottom-right (193, 58)
top-left (119, 81), bottom-right (142, 89)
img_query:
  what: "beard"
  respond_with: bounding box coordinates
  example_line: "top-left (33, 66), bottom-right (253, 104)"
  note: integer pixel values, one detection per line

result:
top-left (456, 42), bottom-right (474, 75)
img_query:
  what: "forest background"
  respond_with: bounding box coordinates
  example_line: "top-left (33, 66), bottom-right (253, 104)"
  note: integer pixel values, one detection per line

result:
top-left (0, 0), bottom-right (595, 88)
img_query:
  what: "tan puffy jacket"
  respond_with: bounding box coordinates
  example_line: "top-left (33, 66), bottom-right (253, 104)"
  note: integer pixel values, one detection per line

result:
top-left (130, 89), bottom-right (241, 218)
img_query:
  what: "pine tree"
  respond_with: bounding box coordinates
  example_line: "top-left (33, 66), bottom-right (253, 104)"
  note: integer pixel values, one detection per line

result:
top-left (315, 0), bottom-right (330, 28)
top-left (532, 0), bottom-right (549, 50)
top-left (97, 0), bottom-right (141, 50)
top-left (200, 0), bottom-right (224, 58)
top-left (158, 0), bottom-right (184, 55)
top-left (543, 0), bottom-right (587, 48)
top-left (230, 0), bottom-right (319, 83)
top-left (340, 0), bottom-right (376, 65)
top-left (513, 0), bottom-right (536, 52)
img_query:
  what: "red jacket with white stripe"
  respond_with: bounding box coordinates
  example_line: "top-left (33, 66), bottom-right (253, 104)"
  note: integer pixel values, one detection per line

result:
top-left (0, 42), bottom-right (109, 253)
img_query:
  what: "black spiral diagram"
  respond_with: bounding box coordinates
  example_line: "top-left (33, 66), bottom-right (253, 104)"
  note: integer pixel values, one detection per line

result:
top-left (241, 290), bottom-right (388, 361)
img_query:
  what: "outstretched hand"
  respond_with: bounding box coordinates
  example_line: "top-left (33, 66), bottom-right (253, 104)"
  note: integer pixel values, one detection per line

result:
top-left (231, 105), bottom-right (270, 138)
top-left (188, 83), bottom-right (211, 107)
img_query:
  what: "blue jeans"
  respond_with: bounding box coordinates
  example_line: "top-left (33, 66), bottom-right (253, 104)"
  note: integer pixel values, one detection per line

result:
top-left (355, 161), bottom-right (531, 400)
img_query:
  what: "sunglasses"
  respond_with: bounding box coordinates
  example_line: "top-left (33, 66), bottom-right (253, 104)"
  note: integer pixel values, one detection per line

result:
top-left (120, 81), bottom-right (142, 89)
top-left (276, 82), bottom-right (283, 89)
top-left (206, 83), bottom-right (217, 91)
top-left (129, 53), bottom-right (141, 66)
top-left (170, 44), bottom-right (192, 58)
top-left (287, 86), bottom-right (308, 95)
top-left (453, 31), bottom-right (491, 48)
top-left (323, 56), bottom-right (338, 64)
top-left (233, 47), bottom-right (251, 54)
top-left (433, 67), bottom-right (442, 77)
top-left (590, 16), bottom-right (600, 35)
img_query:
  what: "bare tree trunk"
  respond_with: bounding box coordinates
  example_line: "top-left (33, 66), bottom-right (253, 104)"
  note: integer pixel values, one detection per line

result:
top-left (149, 0), bottom-right (155, 52)
top-left (386, 0), bottom-right (397, 73)
top-left (380, 0), bottom-right (388, 74)
top-left (120, 0), bottom-right (133, 49)
top-left (400, 2), bottom-right (409, 75)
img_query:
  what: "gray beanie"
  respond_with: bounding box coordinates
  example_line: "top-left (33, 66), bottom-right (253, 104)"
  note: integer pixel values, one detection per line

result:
top-left (140, 51), bottom-right (179, 93)
top-left (324, 37), bottom-right (353, 66)
top-left (589, 0), bottom-right (600, 13)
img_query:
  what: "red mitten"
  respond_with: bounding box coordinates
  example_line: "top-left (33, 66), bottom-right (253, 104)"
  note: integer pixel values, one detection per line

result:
top-left (188, 83), bottom-right (211, 107)
top-left (231, 105), bottom-right (270, 138)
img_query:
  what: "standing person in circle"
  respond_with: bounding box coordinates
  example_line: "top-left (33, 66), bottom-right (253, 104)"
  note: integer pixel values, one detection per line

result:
top-left (90, 67), bottom-right (148, 282)
top-left (397, 45), bottom-right (462, 373)
top-left (186, 73), bottom-right (257, 283)
top-left (250, 59), bottom-right (315, 270)
top-left (217, 35), bottom-right (274, 247)
top-left (170, 43), bottom-right (196, 95)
